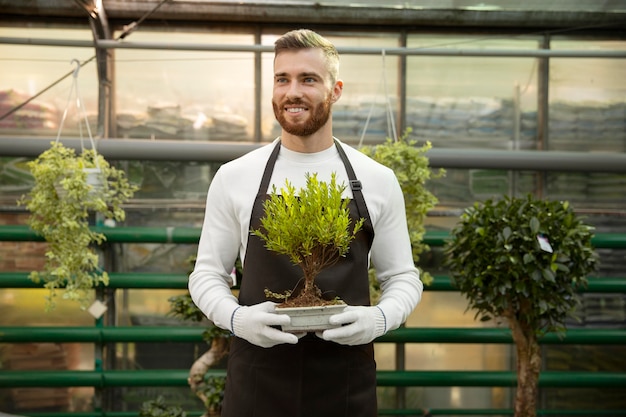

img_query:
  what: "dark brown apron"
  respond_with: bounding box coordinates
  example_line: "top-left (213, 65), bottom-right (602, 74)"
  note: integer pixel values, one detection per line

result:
top-left (221, 140), bottom-right (377, 417)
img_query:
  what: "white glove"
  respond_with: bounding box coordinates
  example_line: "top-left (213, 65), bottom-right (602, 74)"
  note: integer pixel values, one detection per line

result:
top-left (231, 301), bottom-right (299, 348)
top-left (318, 305), bottom-right (387, 346)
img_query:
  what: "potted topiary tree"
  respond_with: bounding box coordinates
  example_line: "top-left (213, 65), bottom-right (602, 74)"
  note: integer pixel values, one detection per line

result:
top-left (169, 291), bottom-right (230, 416)
top-left (252, 172), bottom-right (364, 332)
top-left (18, 141), bottom-right (137, 310)
top-left (443, 194), bottom-right (599, 417)
top-left (360, 128), bottom-right (444, 285)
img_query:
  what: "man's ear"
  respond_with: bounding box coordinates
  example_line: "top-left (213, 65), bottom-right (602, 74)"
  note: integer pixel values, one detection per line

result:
top-left (331, 80), bottom-right (344, 103)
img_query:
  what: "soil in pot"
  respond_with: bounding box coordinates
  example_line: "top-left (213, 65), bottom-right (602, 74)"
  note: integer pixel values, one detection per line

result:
top-left (273, 280), bottom-right (346, 333)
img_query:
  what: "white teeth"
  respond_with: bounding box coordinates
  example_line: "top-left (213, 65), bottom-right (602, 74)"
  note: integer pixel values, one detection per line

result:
top-left (286, 107), bottom-right (305, 113)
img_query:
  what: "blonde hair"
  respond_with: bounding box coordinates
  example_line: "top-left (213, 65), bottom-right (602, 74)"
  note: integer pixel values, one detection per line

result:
top-left (274, 29), bottom-right (340, 84)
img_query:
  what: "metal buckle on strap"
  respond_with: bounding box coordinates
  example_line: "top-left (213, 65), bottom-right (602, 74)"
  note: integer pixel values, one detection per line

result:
top-left (350, 180), bottom-right (362, 191)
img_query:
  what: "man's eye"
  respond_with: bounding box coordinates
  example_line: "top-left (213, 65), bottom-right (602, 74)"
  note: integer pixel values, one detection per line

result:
top-left (304, 77), bottom-right (316, 83)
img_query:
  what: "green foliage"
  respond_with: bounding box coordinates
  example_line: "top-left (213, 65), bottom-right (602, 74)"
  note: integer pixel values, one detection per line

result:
top-left (139, 395), bottom-right (187, 417)
top-left (444, 194), bottom-right (599, 336)
top-left (200, 375), bottom-right (226, 413)
top-left (167, 293), bottom-right (231, 346)
top-left (18, 141), bottom-right (137, 310)
top-left (168, 293), bottom-right (207, 323)
top-left (252, 172), bottom-right (364, 290)
top-left (360, 128), bottom-right (443, 285)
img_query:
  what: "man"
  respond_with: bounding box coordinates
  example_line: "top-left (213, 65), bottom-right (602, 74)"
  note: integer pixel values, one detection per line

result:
top-left (189, 29), bottom-right (422, 417)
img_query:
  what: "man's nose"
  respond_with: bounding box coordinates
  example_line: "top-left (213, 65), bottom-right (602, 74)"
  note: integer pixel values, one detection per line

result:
top-left (286, 81), bottom-right (303, 99)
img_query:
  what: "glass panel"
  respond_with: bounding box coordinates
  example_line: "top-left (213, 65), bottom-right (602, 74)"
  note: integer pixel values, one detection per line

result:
top-left (406, 36), bottom-right (539, 150)
top-left (124, 160), bottom-right (217, 201)
top-left (0, 27), bottom-right (95, 138)
top-left (114, 30), bottom-right (255, 141)
top-left (545, 39), bottom-right (626, 209)
top-left (427, 168), bottom-right (539, 207)
top-left (378, 387), bottom-right (513, 412)
top-left (548, 40), bottom-right (625, 153)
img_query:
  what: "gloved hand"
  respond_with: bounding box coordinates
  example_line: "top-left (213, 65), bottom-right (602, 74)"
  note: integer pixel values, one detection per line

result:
top-left (318, 305), bottom-right (387, 346)
top-left (231, 301), bottom-right (299, 348)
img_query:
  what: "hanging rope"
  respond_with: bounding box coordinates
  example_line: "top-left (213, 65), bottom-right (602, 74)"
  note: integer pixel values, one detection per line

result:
top-left (0, 0), bottom-right (172, 123)
top-left (381, 49), bottom-right (398, 143)
top-left (357, 49), bottom-right (398, 148)
top-left (55, 59), bottom-right (100, 168)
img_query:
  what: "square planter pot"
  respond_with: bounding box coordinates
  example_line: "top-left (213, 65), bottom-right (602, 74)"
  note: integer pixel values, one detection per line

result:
top-left (276, 304), bottom-right (346, 333)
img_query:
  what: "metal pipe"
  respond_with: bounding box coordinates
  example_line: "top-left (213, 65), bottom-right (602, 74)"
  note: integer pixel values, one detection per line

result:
top-left (1, 326), bottom-right (624, 345)
top-left (0, 326), bottom-right (204, 343)
top-left (536, 34), bottom-right (551, 198)
top-left (0, 225), bottom-right (623, 248)
top-left (2, 137), bottom-right (626, 172)
top-left (0, 272), bottom-right (623, 293)
top-left (0, 369), bottom-right (196, 388)
top-left (254, 29), bottom-right (263, 142)
top-left (2, 37), bottom-right (626, 58)
top-left (377, 327), bottom-right (626, 345)
top-left (0, 369), bottom-right (623, 388)
top-left (376, 370), bottom-right (626, 388)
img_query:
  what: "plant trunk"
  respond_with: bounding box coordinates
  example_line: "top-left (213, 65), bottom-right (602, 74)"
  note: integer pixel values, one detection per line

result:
top-left (302, 269), bottom-right (316, 296)
top-left (188, 337), bottom-right (229, 406)
top-left (507, 313), bottom-right (542, 417)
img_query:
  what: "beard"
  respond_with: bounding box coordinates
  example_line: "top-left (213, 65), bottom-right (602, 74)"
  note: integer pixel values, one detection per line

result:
top-left (272, 94), bottom-right (332, 137)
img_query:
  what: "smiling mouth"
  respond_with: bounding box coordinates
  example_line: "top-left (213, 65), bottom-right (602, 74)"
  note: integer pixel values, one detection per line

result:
top-left (286, 107), bottom-right (306, 113)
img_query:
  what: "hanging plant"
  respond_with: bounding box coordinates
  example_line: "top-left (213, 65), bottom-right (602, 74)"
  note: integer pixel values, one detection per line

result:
top-left (360, 127), bottom-right (444, 285)
top-left (17, 59), bottom-right (137, 310)
top-left (19, 141), bottom-right (137, 310)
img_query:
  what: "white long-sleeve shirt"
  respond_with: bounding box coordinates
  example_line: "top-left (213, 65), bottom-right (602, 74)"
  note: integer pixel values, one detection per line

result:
top-left (189, 138), bottom-right (423, 335)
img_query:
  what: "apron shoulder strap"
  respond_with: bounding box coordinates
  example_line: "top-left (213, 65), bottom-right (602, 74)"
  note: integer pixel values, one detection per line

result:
top-left (257, 140), bottom-right (282, 195)
top-left (333, 140), bottom-right (372, 225)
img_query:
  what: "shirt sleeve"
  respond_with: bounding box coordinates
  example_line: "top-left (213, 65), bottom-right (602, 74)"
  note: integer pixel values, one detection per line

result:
top-left (188, 167), bottom-right (242, 332)
top-left (369, 170), bottom-right (423, 331)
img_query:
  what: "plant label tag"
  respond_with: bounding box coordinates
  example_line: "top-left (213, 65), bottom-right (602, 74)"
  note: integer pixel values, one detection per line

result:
top-left (88, 300), bottom-right (108, 319)
top-left (537, 235), bottom-right (553, 253)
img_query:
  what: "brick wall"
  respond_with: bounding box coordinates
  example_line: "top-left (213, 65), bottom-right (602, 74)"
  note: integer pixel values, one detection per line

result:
top-left (0, 212), bottom-right (46, 272)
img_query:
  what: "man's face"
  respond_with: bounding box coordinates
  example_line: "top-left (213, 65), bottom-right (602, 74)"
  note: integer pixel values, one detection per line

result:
top-left (272, 48), bottom-right (340, 137)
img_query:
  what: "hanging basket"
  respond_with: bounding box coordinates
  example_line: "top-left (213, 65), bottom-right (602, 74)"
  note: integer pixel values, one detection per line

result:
top-left (49, 59), bottom-right (105, 201)
top-left (53, 167), bottom-right (106, 200)
top-left (83, 167), bottom-right (106, 196)
top-left (54, 181), bottom-right (68, 200)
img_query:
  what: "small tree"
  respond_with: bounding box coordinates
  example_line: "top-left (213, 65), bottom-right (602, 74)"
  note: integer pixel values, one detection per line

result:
top-left (252, 172), bottom-right (364, 306)
top-left (443, 195), bottom-right (599, 417)
top-left (165, 257), bottom-right (232, 416)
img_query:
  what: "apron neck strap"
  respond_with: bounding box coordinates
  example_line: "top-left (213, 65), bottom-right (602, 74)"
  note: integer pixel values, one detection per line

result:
top-left (257, 139), bottom-right (372, 224)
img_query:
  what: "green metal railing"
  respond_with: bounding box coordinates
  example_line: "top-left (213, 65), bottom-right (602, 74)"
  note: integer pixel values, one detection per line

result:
top-left (1, 225), bottom-right (625, 416)
top-left (0, 326), bottom-right (624, 345)
top-left (1, 225), bottom-right (625, 248)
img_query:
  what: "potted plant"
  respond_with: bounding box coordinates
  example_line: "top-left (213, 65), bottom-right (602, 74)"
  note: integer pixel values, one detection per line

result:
top-left (360, 128), bottom-right (444, 285)
top-left (169, 292), bottom-right (230, 416)
top-left (251, 172), bottom-right (364, 332)
top-left (18, 141), bottom-right (137, 310)
top-left (443, 194), bottom-right (599, 417)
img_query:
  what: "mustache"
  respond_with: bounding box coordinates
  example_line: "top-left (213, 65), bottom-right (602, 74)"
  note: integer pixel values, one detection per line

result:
top-left (282, 99), bottom-right (307, 106)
